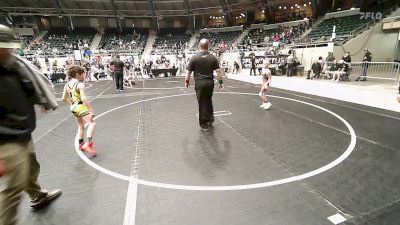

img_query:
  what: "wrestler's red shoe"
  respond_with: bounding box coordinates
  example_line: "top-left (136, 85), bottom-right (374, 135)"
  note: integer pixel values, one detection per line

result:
top-left (81, 141), bottom-right (97, 155)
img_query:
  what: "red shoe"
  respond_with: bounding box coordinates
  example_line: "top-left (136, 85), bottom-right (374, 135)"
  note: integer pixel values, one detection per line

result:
top-left (81, 141), bottom-right (97, 155)
top-left (79, 143), bottom-right (84, 151)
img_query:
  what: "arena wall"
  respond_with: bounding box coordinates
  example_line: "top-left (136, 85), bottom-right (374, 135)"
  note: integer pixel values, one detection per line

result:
top-left (334, 21), bottom-right (399, 62)
top-left (295, 45), bottom-right (334, 69)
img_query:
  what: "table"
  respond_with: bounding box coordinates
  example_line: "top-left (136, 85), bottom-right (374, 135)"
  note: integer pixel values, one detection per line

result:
top-left (151, 69), bottom-right (178, 78)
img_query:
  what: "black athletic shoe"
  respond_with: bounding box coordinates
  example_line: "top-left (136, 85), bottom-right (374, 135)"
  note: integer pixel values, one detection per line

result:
top-left (200, 124), bottom-right (210, 131)
top-left (30, 189), bottom-right (62, 211)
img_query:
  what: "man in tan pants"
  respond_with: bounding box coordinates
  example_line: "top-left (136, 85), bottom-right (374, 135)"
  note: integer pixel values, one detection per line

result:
top-left (0, 24), bottom-right (61, 225)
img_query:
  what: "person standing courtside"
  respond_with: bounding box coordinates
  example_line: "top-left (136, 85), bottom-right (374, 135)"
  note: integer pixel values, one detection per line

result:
top-left (356, 48), bottom-right (372, 81)
top-left (185, 39), bottom-right (224, 131)
top-left (0, 24), bottom-right (61, 225)
top-left (110, 55), bottom-right (126, 92)
top-left (286, 50), bottom-right (294, 77)
top-left (250, 53), bottom-right (257, 76)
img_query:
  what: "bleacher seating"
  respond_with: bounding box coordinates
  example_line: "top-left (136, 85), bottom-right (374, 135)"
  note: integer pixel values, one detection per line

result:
top-left (99, 28), bottom-right (148, 55)
top-left (15, 35), bottom-right (35, 48)
top-left (195, 31), bottom-right (241, 51)
top-left (241, 29), bottom-right (280, 46)
top-left (152, 28), bottom-right (190, 55)
top-left (40, 28), bottom-right (95, 51)
top-left (307, 15), bottom-right (373, 41)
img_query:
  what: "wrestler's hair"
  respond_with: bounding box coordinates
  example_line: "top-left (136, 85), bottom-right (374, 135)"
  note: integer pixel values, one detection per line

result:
top-left (67, 65), bottom-right (85, 78)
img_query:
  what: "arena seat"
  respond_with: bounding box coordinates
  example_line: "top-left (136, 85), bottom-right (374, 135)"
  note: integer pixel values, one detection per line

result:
top-left (306, 15), bottom-right (373, 41)
top-left (42, 28), bottom-right (95, 50)
top-left (241, 28), bottom-right (280, 46)
top-left (194, 31), bottom-right (241, 51)
top-left (27, 28), bottom-right (95, 56)
top-left (152, 28), bottom-right (191, 55)
top-left (99, 28), bottom-right (149, 55)
top-left (15, 35), bottom-right (35, 48)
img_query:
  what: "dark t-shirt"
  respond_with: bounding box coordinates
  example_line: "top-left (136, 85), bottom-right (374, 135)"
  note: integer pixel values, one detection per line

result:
top-left (251, 57), bottom-right (256, 67)
top-left (83, 63), bottom-right (90, 71)
top-left (125, 62), bottom-right (131, 70)
top-left (312, 62), bottom-right (322, 72)
top-left (0, 65), bottom-right (36, 142)
top-left (186, 52), bottom-right (220, 80)
top-left (363, 52), bottom-right (372, 62)
top-left (339, 63), bottom-right (349, 73)
top-left (110, 60), bottom-right (125, 72)
top-left (342, 56), bottom-right (351, 63)
top-left (330, 63), bottom-right (338, 71)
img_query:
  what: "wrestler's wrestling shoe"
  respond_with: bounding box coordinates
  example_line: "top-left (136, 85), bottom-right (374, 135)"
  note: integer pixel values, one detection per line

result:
top-left (263, 102), bottom-right (272, 110)
top-left (81, 141), bottom-right (97, 155)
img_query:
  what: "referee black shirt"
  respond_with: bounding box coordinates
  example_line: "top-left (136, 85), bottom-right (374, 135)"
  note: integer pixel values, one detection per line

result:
top-left (187, 51), bottom-right (220, 80)
top-left (110, 59), bottom-right (125, 72)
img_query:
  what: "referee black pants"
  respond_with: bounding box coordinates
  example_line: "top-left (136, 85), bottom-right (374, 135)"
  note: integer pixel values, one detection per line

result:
top-left (250, 66), bottom-right (257, 76)
top-left (195, 79), bottom-right (214, 128)
top-left (115, 71), bottom-right (124, 90)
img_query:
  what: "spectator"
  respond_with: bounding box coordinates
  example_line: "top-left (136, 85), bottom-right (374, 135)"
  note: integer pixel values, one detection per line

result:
top-left (32, 58), bottom-right (41, 70)
top-left (52, 60), bottom-right (58, 71)
top-left (332, 60), bottom-right (349, 82)
top-left (233, 61), bottom-right (240, 74)
top-left (356, 48), bottom-right (372, 81)
top-left (325, 52), bottom-right (335, 63)
top-left (250, 54), bottom-right (257, 76)
top-left (92, 64), bottom-right (101, 81)
top-left (326, 59), bottom-right (338, 79)
top-left (264, 35), bottom-right (269, 44)
top-left (286, 50), bottom-right (295, 77)
top-left (398, 84), bottom-right (400, 102)
top-left (342, 52), bottom-right (351, 63)
top-left (307, 59), bottom-right (322, 80)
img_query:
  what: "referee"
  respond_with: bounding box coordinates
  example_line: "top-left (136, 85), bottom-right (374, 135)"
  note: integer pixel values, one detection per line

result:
top-left (185, 39), bottom-right (224, 131)
top-left (110, 55), bottom-right (126, 92)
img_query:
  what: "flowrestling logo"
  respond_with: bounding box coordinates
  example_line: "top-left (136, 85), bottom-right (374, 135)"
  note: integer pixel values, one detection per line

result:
top-left (359, 12), bottom-right (382, 20)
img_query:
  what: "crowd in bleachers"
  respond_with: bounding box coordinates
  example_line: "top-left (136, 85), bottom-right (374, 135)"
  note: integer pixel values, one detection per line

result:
top-left (241, 21), bottom-right (310, 51)
top-left (18, 29), bottom-right (95, 57)
top-left (193, 31), bottom-right (242, 54)
top-left (99, 29), bottom-right (148, 55)
top-left (151, 29), bottom-right (191, 55)
top-left (14, 34), bottom-right (35, 47)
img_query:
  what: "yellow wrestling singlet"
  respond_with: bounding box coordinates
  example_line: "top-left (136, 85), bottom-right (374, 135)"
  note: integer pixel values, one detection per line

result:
top-left (66, 81), bottom-right (90, 117)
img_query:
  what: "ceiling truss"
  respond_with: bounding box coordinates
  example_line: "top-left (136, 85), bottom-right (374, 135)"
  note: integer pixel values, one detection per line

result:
top-left (0, 0), bottom-right (264, 18)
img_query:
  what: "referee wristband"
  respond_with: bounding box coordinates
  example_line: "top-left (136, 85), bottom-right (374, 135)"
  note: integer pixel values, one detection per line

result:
top-left (218, 80), bottom-right (223, 85)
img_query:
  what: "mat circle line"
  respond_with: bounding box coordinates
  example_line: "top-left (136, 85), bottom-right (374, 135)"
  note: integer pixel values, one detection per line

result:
top-left (75, 92), bottom-right (357, 191)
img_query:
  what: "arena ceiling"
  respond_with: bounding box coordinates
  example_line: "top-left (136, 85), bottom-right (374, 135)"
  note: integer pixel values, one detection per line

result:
top-left (0, 0), bottom-right (301, 18)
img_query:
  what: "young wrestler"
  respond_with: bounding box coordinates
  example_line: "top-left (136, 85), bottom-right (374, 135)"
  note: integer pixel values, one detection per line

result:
top-left (259, 61), bottom-right (272, 110)
top-left (62, 65), bottom-right (97, 155)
